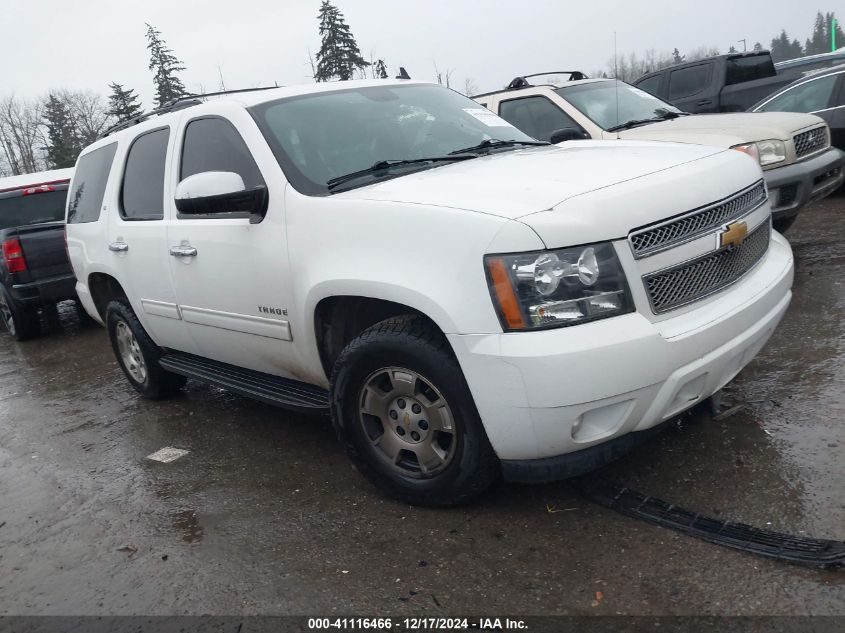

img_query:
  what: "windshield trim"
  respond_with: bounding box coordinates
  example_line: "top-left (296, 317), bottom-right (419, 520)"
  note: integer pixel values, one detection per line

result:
top-left (556, 80), bottom-right (681, 132)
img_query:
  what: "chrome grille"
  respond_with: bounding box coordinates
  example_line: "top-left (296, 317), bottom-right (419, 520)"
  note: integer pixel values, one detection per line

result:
top-left (643, 219), bottom-right (771, 314)
top-left (794, 127), bottom-right (827, 159)
top-left (629, 181), bottom-right (766, 258)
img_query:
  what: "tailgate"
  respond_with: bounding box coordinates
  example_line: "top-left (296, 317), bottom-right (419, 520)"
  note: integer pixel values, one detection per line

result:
top-left (17, 223), bottom-right (73, 279)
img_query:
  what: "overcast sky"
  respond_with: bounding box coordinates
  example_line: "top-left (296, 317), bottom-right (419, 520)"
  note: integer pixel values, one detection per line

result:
top-left (2, 0), bottom-right (827, 107)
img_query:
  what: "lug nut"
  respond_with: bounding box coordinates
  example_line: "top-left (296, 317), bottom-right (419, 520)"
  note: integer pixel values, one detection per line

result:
top-left (418, 420), bottom-right (429, 430)
top-left (397, 398), bottom-right (406, 409)
top-left (396, 426), bottom-right (406, 436)
top-left (389, 410), bottom-right (398, 420)
top-left (410, 431), bottom-right (420, 441)
top-left (412, 403), bottom-right (421, 414)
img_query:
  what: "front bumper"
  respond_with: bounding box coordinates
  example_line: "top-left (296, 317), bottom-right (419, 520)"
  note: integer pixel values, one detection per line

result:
top-left (764, 147), bottom-right (844, 220)
top-left (10, 273), bottom-right (77, 305)
top-left (448, 231), bottom-right (794, 478)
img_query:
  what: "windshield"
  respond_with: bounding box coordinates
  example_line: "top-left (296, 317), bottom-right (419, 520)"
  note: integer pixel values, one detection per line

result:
top-left (250, 84), bottom-right (537, 195)
top-left (557, 81), bottom-right (683, 131)
top-left (0, 189), bottom-right (68, 231)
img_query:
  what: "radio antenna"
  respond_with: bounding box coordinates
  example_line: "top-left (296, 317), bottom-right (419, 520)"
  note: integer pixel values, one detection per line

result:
top-left (614, 31), bottom-right (620, 139)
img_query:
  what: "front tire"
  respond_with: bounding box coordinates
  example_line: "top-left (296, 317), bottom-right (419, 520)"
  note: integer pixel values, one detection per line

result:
top-left (106, 299), bottom-right (186, 399)
top-left (0, 283), bottom-right (39, 341)
top-left (330, 315), bottom-right (499, 507)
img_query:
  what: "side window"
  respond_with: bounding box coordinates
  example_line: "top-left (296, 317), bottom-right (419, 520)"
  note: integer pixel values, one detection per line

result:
top-left (67, 142), bottom-right (118, 224)
top-left (499, 96), bottom-right (586, 142)
top-left (668, 64), bottom-right (712, 100)
top-left (180, 117), bottom-right (265, 190)
top-left (121, 128), bottom-right (169, 221)
top-left (636, 75), bottom-right (662, 97)
top-left (757, 75), bottom-right (839, 114)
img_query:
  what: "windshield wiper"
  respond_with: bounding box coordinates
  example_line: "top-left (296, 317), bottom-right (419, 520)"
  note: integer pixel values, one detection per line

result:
top-left (607, 110), bottom-right (688, 133)
top-left (326, 156), bottom-right (477, 191)
top-left (448, 139), bottom-right (549, 155)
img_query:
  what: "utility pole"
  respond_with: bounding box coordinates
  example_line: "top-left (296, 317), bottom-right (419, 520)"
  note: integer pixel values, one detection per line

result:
top-left (738, 39), bottom-right (747, 52)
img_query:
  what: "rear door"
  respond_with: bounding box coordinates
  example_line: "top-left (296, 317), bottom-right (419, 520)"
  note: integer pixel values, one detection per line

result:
top-left (166, 110), bottom-right (295, 377)
top-left (105, 125), bottom-right (197, 352)
top-left (667, 62), bottom-right (717, 112)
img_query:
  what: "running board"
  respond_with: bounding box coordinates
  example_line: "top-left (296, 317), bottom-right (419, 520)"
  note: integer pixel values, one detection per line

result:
top-left (578, 479), bottom-right (845, 568)
top-left (158, 352), bottom-right (329, 414)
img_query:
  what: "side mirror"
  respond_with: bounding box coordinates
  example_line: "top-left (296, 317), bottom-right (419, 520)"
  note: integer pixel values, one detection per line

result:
top-left (550, 128), bottom-right (591, 144)
top-left (175, 171), bottom-right (268, 221)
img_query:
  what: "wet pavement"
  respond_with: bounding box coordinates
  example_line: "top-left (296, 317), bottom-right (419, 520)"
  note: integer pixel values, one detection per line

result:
top-left (0, 196), bottom-right (843, 617)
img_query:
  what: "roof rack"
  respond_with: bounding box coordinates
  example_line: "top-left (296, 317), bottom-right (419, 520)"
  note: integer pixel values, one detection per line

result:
top-left (99, 85), bottom-right (282, 139)
top-left (471, 71), bottom-right (588, 99)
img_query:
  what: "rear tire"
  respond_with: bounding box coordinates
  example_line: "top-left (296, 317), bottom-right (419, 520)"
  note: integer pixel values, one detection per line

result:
top-left (330, 315), bottom-right (499, 507)
top-left (106, 299), bottom-right (186, 399)
top-left (0, 283), bottom-right (40, 341)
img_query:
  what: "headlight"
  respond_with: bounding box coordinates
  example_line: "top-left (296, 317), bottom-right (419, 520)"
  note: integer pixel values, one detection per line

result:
top-left (484, 242), bottom-right (634, 331)
top-left (732, 140), bottom-right (786, 167)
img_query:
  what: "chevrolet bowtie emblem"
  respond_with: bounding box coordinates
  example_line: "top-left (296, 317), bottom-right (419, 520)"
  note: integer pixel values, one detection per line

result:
top-left (720, 221), bottom-right (748, 250)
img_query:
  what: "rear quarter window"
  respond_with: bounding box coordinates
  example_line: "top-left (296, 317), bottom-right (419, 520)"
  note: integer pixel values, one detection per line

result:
top-left (67, 143), bottom-right (118, 224)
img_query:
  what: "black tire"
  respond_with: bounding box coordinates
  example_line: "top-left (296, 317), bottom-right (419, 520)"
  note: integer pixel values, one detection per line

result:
top-left (0, 283), bottom-right (40, 341)
top-left (773, 214), bottom-right (798, 233)
top-left (330, 315), bottom-right (499, 507)
top-left (106, 299), bottom-right (186, 399)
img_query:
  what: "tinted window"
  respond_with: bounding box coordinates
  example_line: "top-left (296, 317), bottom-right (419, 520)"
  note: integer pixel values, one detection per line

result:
top-left (499, 96), bottom-right (585, 142)
top-left (757, 74), bottom-right (839, 113)
top-left (668, 64), bottom-right (711, 99)
top-left (67, 143), bottom-right (117, 224)
top-left (121, 128), bottom-right (169, 221)
top-left (558, 81), bottom-right (683, 130)
top-left (726, 55), bottom-right (776, 85)
top-left (0, 189), bottom-right (68, 231)
top-left (180, 118), bottom-right (264, 189)
top-left (636, 75), bottom-right (662, 96)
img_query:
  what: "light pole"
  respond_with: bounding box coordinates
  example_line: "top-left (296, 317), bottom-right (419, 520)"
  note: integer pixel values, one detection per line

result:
top-left (738, 39), bottom-right (747, 52)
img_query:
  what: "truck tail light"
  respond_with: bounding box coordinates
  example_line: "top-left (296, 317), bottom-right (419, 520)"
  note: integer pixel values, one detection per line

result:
top-left (2, 238), bottom-right (27, 273)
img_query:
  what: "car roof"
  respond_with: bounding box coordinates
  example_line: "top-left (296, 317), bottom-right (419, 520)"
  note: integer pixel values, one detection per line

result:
top-left (776, 50), bottom-right (845, 69)
top-left (0, 167), bottom-right (74, 194)
top-left (472, 77), bottom-right (613, 99)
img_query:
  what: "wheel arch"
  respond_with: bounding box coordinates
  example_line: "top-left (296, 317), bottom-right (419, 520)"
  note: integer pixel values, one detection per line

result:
top-left (87, 272), bottom-right (129, 320)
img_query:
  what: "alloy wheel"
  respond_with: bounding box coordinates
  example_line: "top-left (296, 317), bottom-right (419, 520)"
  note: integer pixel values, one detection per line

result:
top-left (115, 320), bottom-right (147, 383)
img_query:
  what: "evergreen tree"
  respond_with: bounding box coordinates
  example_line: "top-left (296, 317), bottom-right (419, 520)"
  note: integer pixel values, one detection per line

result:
top-left (145, 24), bottom-right (187, 106)
top-left (373, 59), bottom-right (388, 79)
top-left (728, 45), bottom-right (737, 53)
top-left (672, 48), bottom-right (685, 64)
top-left (315, 1), bottom-right (369, 81)
top-left (807, 12), bottom-right (827, 55)
top-left (828, 12), bottom-right (845, 52)
top-left (752, 41), bottom-right (763, 52)
top-left (43, 94), bottom-right (81, 169)
top-left (106, 82), bottom-right (143, 122)
top-left (770, 30), bottom-right (804, 63)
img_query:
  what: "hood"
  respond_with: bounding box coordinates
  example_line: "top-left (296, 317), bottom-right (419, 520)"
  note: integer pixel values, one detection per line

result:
top-left (619, 112), bottom-right (824, 147)
top-left (335, 141), bottom-right (725, 219)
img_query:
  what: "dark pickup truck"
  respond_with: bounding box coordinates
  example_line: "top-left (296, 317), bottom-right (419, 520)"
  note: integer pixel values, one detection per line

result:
top-left (633, 51), bottom-right (800, 113)
top-left (0, 168), bottom-right (77, 340)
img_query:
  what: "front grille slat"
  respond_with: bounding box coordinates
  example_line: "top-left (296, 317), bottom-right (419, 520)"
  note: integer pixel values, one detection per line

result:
top-left (794, 127), bottom-right (828, 159)
top-left (643, 220), bottom-right (771, 314)
top-left (629, 181), bottom-right (766, 258)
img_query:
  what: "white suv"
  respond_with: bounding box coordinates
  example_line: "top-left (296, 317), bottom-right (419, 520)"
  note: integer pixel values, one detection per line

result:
top-left (66, 79), bottom-right (794, 506)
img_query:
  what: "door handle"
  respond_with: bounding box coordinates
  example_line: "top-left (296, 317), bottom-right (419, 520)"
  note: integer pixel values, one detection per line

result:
top-left (108, 242), bottom-right (129, 252)
top-left (170, 245), bottom-right (198, 257)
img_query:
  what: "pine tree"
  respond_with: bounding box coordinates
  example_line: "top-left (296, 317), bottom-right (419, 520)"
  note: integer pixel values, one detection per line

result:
top-left (315, 1), bottom-right (370, 81)
top-left (145, 24), bottom-right (187, 107)
top-left (752, 42), bottom-right (763, 52)
top-left (770, 30), bottom-right (803, 63)
top-left (828, 12), bottom-right (845, 51)
top-left (106, 82), bottom-right (143, 122)
top-left (374, 59), bottom-right (388, 79)
top-left (808, 12), bottom-right (827, 55)
top-left (43, 94), bottom-right (81, 169)
top-left (728, 45), bottom-right (737, 54)
top-left (672, 48), bottom-right (685, 64)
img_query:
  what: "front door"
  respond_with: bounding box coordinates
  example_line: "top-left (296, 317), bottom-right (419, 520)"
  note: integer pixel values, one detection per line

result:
top-left (166, 113), bottom-right (295, 377)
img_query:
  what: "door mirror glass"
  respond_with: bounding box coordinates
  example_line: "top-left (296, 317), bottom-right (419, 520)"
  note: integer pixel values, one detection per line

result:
top-left (550, 128), bottom-right (590, 144)
top-left (174, 171), bottom-right (267, 220)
